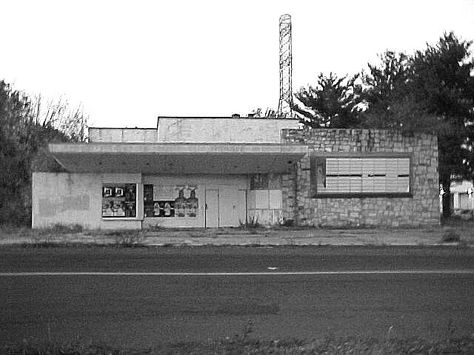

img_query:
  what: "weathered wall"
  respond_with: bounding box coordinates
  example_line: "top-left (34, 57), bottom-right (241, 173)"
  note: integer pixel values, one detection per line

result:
top-left (142, 175), bottom-right (248, 228)
top-left (89, 128), bottom-right (158, 143)
top-left (281, 129), bottom-right (440, 227)
top-left (158, 117), bottom-right (300, 143)
top-left (32, 172), bottom-right (142, 229)
top-left (32, 173), bottom-right (251, 229)
top-left (247, 173), bottom-right (283, 225)
top-left (88, 118), bottom-right (300, 144)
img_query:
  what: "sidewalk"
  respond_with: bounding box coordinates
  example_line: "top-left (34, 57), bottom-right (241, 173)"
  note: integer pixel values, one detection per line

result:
top-left (1, 225), bottom-right (473, 246)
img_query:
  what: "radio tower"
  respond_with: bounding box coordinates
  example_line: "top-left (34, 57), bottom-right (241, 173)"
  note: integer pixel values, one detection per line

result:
top-left (277, 14), bottom-right (293, 118)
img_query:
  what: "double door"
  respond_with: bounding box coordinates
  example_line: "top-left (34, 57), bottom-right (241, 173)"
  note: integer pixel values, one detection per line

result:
top-left (205, 188), bottom-right (246, 228)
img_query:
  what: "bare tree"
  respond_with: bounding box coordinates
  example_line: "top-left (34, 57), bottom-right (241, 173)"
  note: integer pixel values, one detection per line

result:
top-left (29, 95), bottom-right (89, 142)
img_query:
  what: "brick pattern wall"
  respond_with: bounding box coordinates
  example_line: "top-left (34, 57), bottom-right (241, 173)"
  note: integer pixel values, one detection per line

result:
top-left (281, 129), bottom-right (439, 227)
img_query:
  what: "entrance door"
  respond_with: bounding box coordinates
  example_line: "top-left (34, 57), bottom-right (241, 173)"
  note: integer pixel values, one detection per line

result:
top-left (237, 189), bottom-right (247, 225)
top-left (205, 189), bottom-right (219, 228)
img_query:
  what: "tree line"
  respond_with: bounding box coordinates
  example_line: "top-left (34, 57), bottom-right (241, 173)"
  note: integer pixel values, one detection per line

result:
top-left (0, 81), bottom-right (87, 225)
top-left (292, 33), bottom-right (474, 217)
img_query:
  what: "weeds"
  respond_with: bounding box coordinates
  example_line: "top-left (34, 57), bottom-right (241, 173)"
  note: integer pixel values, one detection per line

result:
top-left (441, 228), bottom-right (461, 243)
top-left (113, 231), bottom-right (146, 247)
top-left (3, 338), bottom-right (144, 355)
top-left (239, 216), bottom-right (261, 229)
top-left (5, 334), bottom-right (474, 354)
top-left (144, 223), bottom-right (164, 232)
top-left (25, 224), bottom-right (84, 247)
top-left (279, 218), bottom-right (295, 227)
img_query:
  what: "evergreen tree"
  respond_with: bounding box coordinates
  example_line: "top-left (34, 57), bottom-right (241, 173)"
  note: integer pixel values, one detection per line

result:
top-left (293, 72), bottom-right (361, 128)
top-left (409, 33), bottom-right (474, 216)
top-left (358, 33), bottom-right (474, 216)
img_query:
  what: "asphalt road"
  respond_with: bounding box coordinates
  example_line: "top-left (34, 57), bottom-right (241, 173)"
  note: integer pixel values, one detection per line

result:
top-left (1, 246), bottom-right (474, 347)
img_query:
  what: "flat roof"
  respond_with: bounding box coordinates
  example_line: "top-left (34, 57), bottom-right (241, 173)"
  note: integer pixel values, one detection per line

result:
top-left (49, 143), bottom-right (307, 174)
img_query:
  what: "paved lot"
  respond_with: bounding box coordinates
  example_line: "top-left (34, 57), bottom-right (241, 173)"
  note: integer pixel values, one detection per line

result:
top-left (1, 246), bottom-right (474, 346)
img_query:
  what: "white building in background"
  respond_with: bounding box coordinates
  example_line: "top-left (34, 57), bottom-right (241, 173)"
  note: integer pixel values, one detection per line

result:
top-left (451, 180), bottom-right (474, 211)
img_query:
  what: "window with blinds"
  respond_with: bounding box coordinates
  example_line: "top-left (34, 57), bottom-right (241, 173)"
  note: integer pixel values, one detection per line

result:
top-left (311, 157), bottom-right (410, 196)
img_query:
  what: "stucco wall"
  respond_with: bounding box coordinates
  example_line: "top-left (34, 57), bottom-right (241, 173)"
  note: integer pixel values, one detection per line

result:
top-left (142, 175), bottom-right (248, 228)
top-left (281, 129), bottom-right (440, 227)
top-left (32, 173), bottom-right (251, 229)
top-left (157, 117), bottom-right (300, 143)
top-left (32, 172), bottom-right (142, 229)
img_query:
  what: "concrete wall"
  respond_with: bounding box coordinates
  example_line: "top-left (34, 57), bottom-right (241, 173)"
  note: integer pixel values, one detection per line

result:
top-left (157, 117), bottom-right (300, 143)
top-left (88, 118), bottom-right (300, 144)
top-left (281, 129), bottom-right (440, 227)
top-left (89, 128), bottom-right (158, 143)
top-left (32, 172), bottom-right (251, 229)
top-left (32, 172), bottom-right (142, 229)
top-left (142, 175), bottom-right (248, 228)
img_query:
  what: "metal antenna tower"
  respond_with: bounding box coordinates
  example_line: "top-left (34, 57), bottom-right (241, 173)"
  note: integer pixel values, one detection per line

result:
top-left (277, 14), bottom-right (293, 118)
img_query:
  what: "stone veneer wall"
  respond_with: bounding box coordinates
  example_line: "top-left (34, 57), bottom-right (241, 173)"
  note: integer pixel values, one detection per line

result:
top-left (281, 129), bottom-right (439, 227)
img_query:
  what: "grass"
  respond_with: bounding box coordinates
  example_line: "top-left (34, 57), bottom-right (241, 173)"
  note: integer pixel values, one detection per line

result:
top-left (1, 217), bottom-right (473, 248)
top-left (3, 334), bottom-right (474, 354)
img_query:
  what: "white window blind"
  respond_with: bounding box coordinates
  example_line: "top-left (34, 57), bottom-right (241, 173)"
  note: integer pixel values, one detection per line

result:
top-left (315, 157), bottom-right (410, 194)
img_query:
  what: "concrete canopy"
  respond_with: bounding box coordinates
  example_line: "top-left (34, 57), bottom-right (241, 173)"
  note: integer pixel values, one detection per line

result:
top-left (49, 143), bottom-right (307, 174)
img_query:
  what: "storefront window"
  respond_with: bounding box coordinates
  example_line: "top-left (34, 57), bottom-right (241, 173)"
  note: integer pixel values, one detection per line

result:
top-left (102, 184), bottom-right (136, 218)
top-left (144, 184), bottom-right (198, 218)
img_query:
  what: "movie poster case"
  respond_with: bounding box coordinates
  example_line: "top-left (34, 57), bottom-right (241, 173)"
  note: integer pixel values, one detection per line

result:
top-left (102, 184), bottom-right (137, 218)
top-left (144, 185), bottom-right (198, 218)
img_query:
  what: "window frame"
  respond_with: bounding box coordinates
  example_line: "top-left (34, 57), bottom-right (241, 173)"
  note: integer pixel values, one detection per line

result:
top-left (309, 152), bottom-right (413, 198)
top-left (101, 183), bottom-right (138, 219)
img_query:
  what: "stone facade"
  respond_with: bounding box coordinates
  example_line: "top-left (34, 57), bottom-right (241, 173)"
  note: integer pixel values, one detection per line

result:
top-left (281, 129), bottom-right (439, 227)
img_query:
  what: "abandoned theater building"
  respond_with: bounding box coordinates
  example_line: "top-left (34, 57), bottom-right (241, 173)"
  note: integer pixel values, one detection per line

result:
top-left (32, 116), bottom-right (440, 229)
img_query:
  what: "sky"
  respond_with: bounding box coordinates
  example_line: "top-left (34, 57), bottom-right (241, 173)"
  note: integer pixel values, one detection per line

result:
top-left (1, 0), bottom-right (474, 128)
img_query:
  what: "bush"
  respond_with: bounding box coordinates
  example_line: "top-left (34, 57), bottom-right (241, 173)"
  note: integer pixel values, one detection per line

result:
top-left (441, 228), bottom-right (461, 243)
top-left (0, 196), bottom-right (31, 226)
top-left (239, 216), bottom-right (261, 229)
top-left (279, 218), bottom-right (295, 227)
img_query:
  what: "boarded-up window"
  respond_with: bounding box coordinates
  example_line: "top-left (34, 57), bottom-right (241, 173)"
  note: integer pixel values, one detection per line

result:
top-left (250, 174), bottom-right (269, 190)
top-left (311, 157), bottom-right (410, 196)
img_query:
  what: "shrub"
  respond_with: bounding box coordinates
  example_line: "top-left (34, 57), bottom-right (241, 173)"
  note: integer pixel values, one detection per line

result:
top-left (441, 228), bottom-right (461, 243)
top-left (239, 216), bottom-right (261, 229)
top-left (279, 218), bottom-right (294, 227)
